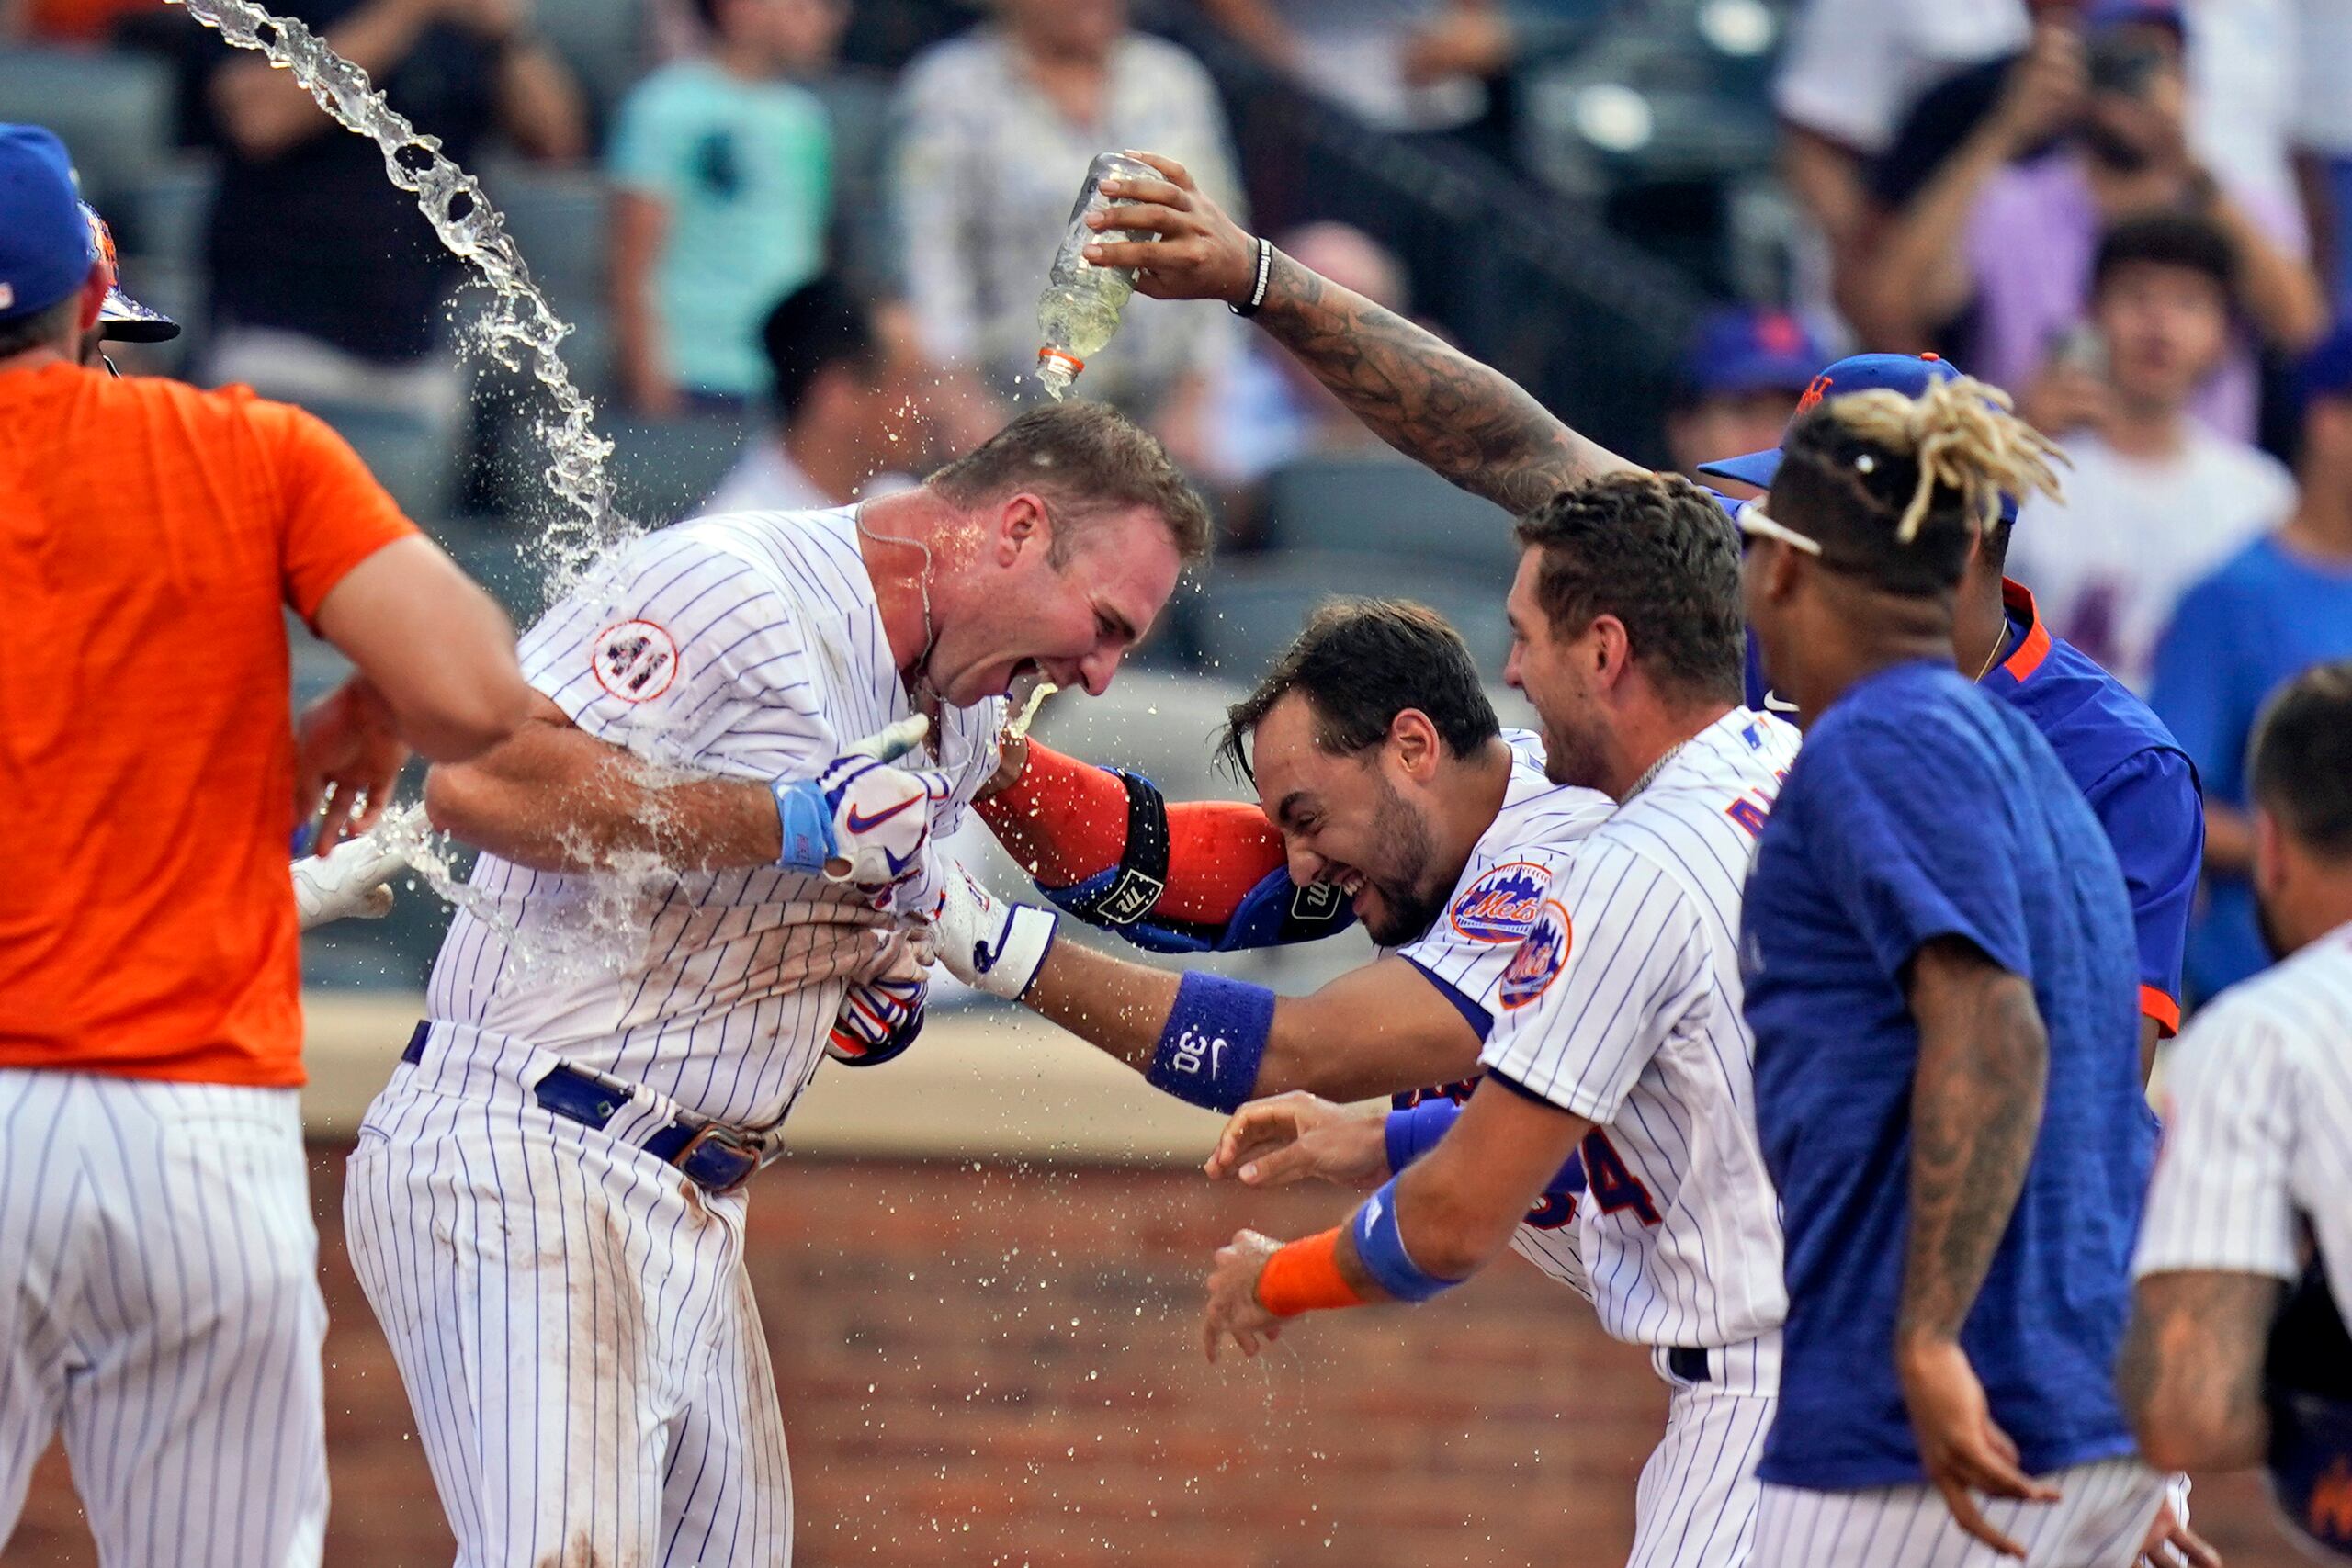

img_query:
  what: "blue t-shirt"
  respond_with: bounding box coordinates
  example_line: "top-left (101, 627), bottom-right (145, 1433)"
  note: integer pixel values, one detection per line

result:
top-left (2151, 535), bottom-right (2352, 1000)
top-left (1741, 660), bottom-right (2153, 1490)
top-left (609, 61), bottom-right (833, 398)
top-left (1747, 580), bottom-right (2200, 1032)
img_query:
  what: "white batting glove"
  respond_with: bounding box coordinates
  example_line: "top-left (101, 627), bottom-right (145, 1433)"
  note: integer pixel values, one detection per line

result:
top-left (291, 832), bottom-right (408, 930)
top-left (771, 716), bottom-right (955, 888)
top-left (925, 863), bottom-right (1057, 1001)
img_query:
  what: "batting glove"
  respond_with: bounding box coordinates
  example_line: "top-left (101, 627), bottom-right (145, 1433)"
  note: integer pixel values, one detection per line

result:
top-left (772, 716), bottom-right (954, 888)
top-left (826, 973), bottom-right (928, 1066)
top-left (291, 832), bottom-right (408, 930)
top-left (927, 863), bottom-right (1057, 1001)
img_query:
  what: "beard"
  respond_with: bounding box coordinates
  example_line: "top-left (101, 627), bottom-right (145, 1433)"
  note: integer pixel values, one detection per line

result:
top-left (1539, 706), bottom-right (1611, 793)
top-left (1359, 778), bottom-right (1447, 946)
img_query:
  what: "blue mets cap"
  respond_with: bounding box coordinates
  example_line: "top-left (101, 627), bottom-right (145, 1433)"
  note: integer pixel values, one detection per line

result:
top-left (2300, 318), bottom-right (2352, 403)
top-left (2084, 0), bottom-right (2186, 36)
top-left (1679, 307), bottom-right (1826, 400)
top-left (1697, 351), bottom-right (2027, 525)
top-left (0, 124), bottom-right (95, 326)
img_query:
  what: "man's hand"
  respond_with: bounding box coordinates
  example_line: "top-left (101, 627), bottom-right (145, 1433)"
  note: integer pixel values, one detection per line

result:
top-left (827, 972), bottom-right (927, 1067)
top-left (291, 813), bottom-right (413, 929)
top-left (774, 716), bottom-right (953, 889)
top-left (1896, 1336), bottom-right (2061, 1558)
top-left (1203, 1228), bottom-right (1286, 1362)
top-left (923, 863), bottom-right (1057, 1000)
top-left (2135, 1487), bottom-right (2221, 1568)
top-left (297, 675), bottom-right (409, 850)
top-left (1985, 22), bottom-right (2087, 156)
top-left (1081, 152), bottom-right (1262, 308)
top-left (1205, 1092), bottom-right (1389, 1190)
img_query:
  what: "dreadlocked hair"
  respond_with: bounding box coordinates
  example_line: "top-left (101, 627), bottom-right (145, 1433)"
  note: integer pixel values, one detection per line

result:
top-left (1768, 375), bottom-right (2068, 596)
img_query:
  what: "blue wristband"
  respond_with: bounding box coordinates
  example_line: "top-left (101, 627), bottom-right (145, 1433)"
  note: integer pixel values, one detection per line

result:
top-left (1351, 1176), bottom-right (1456, 1303)
top-left (1144, 971), bottom-right (1273, 1112)
top-left (1383, 1099), bottom-right (1458, 1175)
top-left (771, 778), bottom-right (837, 871)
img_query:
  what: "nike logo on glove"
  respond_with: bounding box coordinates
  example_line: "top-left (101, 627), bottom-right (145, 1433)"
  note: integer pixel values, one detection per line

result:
top-left (843, 796), bottom-right (921, 835)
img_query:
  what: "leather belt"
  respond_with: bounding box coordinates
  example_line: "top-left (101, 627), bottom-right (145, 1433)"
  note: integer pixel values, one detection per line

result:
top-left (401, 1022), bottom-right (766, 1195)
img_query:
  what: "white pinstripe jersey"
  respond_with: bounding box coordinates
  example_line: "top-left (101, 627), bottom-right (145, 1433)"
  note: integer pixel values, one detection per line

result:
top-left (2133, 917), bottom-right (2352, 1314)
top-left (1479, 709), bottom-right (1800, 1356)
top-left (425, 506), bottom-right (1004, 1126)
top-left (1389, 730), bottom-right (1617, 1296)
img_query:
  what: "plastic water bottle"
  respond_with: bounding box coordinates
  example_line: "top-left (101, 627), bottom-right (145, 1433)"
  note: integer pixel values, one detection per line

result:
top-left (1035, 152), bottom-right (1159, 400)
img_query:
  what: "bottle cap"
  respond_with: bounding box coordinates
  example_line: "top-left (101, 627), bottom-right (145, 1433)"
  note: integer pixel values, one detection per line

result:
top-left (1036, 346), bottom-right (1084, 377)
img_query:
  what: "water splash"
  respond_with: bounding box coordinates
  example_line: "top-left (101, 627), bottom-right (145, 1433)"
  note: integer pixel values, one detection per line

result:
top-left (166, 0), bottom-right (628, 587)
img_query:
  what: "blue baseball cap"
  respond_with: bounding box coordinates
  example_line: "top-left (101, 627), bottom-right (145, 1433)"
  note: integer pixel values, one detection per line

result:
top-left (0, 124), bottom-right (96, 326)
top-left (1679, 307), bottom-right (1826, 400)
top-left (1696, 350), bottom-right (2027, 524)
top-left (2085, 0), bottom-right (2186, 38)
top-left (2300, 318), bottom-right (2352, 403)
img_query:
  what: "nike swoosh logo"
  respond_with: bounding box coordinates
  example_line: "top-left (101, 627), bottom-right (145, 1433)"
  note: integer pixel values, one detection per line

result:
top-left (843, 796), bottom-right (920, 835)
top-left (1762, 692), bottom-right (1799, 714)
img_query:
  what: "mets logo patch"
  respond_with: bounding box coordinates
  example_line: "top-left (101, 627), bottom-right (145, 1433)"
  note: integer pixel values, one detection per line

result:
top-left (592, 619), bottom-right (679, 703)
top-left (1498, 899), bottom-right (1573, 1010)
top-left (1448, 860), bottom-right (1552, 943)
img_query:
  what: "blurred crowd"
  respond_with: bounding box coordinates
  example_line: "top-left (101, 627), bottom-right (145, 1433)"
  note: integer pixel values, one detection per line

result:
top-left (6, 0), bottom-right (2351, 1006)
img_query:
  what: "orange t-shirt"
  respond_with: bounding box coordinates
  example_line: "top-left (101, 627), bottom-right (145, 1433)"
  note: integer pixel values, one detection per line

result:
top-left (0, 362), bottom-right (417, 1088)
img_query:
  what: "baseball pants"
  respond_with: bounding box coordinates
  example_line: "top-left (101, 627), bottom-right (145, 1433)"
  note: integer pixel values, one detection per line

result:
top-left (1751, 1456), bottom-right (2167, 1568)
top-left (1628, 1382), bottom-right (1774, 1568)
top-left (0, 1070), bottom-right (328, 1566)
top-left (345, 1050), bottom-right (792, 1568)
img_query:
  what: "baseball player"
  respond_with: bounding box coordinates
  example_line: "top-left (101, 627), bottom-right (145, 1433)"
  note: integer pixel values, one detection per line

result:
top-left (956, 592), bottom-right (1616, 1303)
top-left (2122, 660), bottom-right (2352, 1563)
top-left (1737, 374), bottom-right (2166, 1565)
top-left (0, 122), bottom-right (534, 1567)
top-left (1077, 152), bottom-right (2201, 1077)
top-left (941, 473), bottom-right (1799, 1568)
top-left (343, 401), bottom-right (1209, 1566)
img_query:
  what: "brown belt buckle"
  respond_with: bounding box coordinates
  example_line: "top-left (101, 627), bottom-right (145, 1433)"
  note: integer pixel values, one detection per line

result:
top-left (671, 1122), bottom-right (761, 1196)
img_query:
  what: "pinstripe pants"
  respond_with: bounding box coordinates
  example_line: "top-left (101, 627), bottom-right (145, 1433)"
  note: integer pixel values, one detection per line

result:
top-left (345, 1062), bottom-right (792, 1568)
top-left (0, 1070), bottom-right (328, 1566)
top-left (1628, 1384), bottom-right (1774, 1568)
top-left (1751, 1457), bottom-right (2166, 1568)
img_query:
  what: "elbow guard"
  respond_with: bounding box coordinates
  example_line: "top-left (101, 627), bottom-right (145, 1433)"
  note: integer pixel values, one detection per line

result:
top-left (1037, 772), bottom-right (1356, 953)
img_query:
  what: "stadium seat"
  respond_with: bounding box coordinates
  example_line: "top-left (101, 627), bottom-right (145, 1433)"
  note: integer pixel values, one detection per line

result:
top-left (0, 47), bottom-right (173, 208)
top-left (124, 157), bottom-right (217, 271)
top-left (1259, 454), bottom-right (1521, 578)
top-left (529, 0), bottom-right (645, 136)
top-left (605, 412), bottom-right (752, 527)
top-left (1194, 552), bottom-right (1513, 682)
top-left (309, 400), bottom-right (455, 522)
top-left (480, 160), bottom-right (607, 317)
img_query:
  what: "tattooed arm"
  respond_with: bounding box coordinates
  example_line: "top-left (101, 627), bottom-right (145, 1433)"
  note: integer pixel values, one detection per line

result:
top-left (2120, 1271), bottom-right (2282, 1472)
top-left (1893, 936), bottom-right (2060, 1557)
top-left (1078, 152), bottom-right (1642, 516)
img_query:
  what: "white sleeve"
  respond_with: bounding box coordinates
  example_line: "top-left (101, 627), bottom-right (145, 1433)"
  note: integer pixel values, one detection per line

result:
top-left (2132, 995), bottom-right (2302, 1282)
top-left (1772, 0), bottom-right (1899, 150)
top-left (517, 527), bottom-right (829, 781)
top-left (1393, 847), bottom-right (1577, 1042)
top-left (1476, 839), bottom-right (1711, 1123)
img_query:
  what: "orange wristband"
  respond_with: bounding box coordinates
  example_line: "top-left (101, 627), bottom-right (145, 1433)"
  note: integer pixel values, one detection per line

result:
top-left (1255, 1228), bottom-right (1365, 1317)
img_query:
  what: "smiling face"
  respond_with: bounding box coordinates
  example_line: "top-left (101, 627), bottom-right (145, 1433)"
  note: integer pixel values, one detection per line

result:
top-left (923, 495), bottom-right (1182, 709)
top-left (1248, 693), bottom-right (1451, 946)
top-left (1502, 548), bottom-right (1609, 790)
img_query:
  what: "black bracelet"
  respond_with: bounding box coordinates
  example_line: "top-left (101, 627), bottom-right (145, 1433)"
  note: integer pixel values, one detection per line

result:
top-left (1229, 235), bottom-right (1272, 318)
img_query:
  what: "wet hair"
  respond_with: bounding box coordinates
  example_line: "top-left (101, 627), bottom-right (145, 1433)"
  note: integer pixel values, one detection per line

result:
top-left (761, 276), bottom-right (876, 424)
top-left (1512, 470), bottom-right (1745, 705)
top-left (1767, 375), bottom-right (2065, 596)
top-left (2091, 209), bottom-right (2236, 307)
top-left (1216, 599), bottom-right (1499, 783)
top-left (928, 401), bottom-right (1213, 568)
top-left (2248, 660), bottom-right (2352, 862)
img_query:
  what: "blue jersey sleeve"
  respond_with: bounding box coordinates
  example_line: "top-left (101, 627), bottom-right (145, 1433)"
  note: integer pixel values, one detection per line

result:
top-left (1804, 715), bottom-right (2034, 984)
top-left (2080, 748), bottom-right (2202, 1031)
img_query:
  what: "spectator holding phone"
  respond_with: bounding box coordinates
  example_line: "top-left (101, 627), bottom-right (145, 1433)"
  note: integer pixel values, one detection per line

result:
top-left (1849, 0), bottom-right (2324, 444)
top-left (2008, 210), bottom-right (2295, 694)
